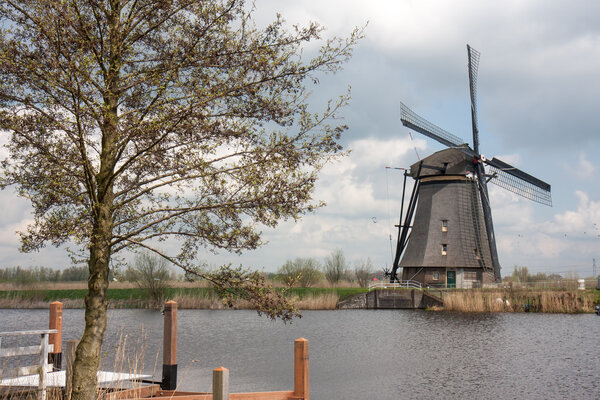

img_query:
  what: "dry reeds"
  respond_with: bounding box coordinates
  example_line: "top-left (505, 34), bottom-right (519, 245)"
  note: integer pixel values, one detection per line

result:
top-left (0, 289), bottom-right (343, 311)
top-left (442, 289), bottom-right (595, 313)
top-left (291, 293), bottom-right (339, 310)
top-left (171, 293), bottom-right (229, 310)
top-left (171, 291), bottom-right (339, 310)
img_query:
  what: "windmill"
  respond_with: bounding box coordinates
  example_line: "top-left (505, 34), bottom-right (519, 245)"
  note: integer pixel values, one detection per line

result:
top-left (390, 45), bottom-right (552, 288)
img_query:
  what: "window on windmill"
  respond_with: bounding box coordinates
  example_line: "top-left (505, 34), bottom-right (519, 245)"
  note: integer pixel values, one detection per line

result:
top-left (474, 248), bottom-right (480, 260)
top-left (441, 244), bottom-right (447, 255)
top-left (433, 272), bottom-right (440, 280)
top-left (442, 220), bottom-right (448, 232)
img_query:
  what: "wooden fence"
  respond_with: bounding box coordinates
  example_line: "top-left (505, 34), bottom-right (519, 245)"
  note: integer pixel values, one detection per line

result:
top-left (0, 329), bottom-right (57, 400)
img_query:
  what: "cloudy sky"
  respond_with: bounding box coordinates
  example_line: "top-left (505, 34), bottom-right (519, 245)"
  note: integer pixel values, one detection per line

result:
top-left (1, 0), bottom-right (599, 277)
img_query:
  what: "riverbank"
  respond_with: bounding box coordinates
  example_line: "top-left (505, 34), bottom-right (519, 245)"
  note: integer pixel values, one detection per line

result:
top-left (0, 286), bottom-right (367, 310)
top-left (0, 285), bottom-right (598, 312)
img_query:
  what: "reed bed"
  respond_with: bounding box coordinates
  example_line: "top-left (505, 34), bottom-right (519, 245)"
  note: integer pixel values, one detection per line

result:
top-left (442, 289), bottom-right (595, 313)
top-left (172, 291), bottom-right (339, 310)
top-left (171, 292), bottom-right (230, 309)
top-left (290, 293), bottom-right (339, 310)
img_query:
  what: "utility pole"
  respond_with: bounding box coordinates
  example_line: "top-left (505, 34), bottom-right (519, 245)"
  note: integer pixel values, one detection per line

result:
top-left (593, 258), bottom-right (597, 278)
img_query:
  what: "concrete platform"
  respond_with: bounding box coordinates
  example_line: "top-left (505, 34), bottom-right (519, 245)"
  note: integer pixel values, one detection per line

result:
top-left (366, 289), bottom-right (444, 309)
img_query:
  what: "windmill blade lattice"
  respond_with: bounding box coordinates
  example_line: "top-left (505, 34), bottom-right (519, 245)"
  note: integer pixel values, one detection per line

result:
top-left (400, 102), bottom-right (465, 148)
top-left (467, 45), bottom-right (481, 153)
top-left (486, 159), bottom-right (552, 206)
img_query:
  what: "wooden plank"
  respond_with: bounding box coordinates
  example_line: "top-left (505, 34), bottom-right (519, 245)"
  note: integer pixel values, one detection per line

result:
top-left (0, 345), bottom-right (42, 357)
top-left (1, 344), bottom-right (53, 357)
top-left (65, 339), bottom-right (78, 400)
top-left (230, 391), bottom-right (295, 400)
top-left (104, 385), bottom-right (161, 400)
top-left (119, 391), bottom-right (296, 400)
top-left (16, 364), bottom-right (53, 376)
top-left (40, 332), bottom-right (50, 400)
top-left (152, 395), bottom-right (212, 400)
top-left (105, 390), bottom-right (296, 400)
top-left (0, 330), bottom-right (57, 337)
top-left (112, 393), bottom-right (213, 400)
top-left (1, 363), bottom-right (53, 377)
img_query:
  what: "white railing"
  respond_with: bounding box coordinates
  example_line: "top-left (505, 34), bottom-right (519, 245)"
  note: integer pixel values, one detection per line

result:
top-left (368, 280), bottom-right (422, 290)
top-left (0, 329), bottom-right (57, 400)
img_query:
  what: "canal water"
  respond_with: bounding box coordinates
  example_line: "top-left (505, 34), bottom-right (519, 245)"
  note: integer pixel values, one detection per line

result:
top-left (1, 309), bottom-right (599, 399)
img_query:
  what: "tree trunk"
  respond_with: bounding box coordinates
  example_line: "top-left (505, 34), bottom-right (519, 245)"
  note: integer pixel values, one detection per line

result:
top-left (70, 203), bottom-right (113, 400)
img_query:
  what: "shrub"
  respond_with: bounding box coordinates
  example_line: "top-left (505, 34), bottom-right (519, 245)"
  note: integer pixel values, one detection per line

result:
top-left (277, 258), bottom-right (323, 287)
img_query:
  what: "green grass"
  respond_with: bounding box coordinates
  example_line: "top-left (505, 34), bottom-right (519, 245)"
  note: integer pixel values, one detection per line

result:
top-left (0, 286), bottom-right (368, 303)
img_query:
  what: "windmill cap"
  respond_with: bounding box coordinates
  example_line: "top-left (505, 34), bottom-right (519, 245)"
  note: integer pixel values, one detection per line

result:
top-left (410, 148), bottom-right (476, 179)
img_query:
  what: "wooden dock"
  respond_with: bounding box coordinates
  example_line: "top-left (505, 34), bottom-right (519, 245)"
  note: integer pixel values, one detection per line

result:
top-left (1, 301), bottom-right (310, 400)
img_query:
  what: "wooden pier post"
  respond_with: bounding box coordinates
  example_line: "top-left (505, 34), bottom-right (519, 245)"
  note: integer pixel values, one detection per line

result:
top-left (212, 367), bottom-right (229, 400)
top-left (161, 301), bottom-right (177, 390)
top-left (48, 301), bottom-right (63, 370)
top-left (293, 338), bottom-right (309, 400)
top-left (65, 339), bottom-right (78, 400)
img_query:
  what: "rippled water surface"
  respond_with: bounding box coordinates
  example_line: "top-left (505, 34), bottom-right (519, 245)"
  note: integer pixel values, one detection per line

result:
top-left (2, 309), bottom-right (599, 399)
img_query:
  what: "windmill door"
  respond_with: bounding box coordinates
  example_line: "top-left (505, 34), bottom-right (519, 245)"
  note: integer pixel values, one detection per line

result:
top-left (447, 271), bottom-right (456, 288)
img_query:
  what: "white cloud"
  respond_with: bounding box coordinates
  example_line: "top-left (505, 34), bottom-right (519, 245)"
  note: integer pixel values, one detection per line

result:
top-left (576, 152), bottom-right (597, 180)
top-left (0, 220), bottom-right (27, 247)
top-left (496, 189), bottom-right (600, 272)
top-left (543, 191), bottom-right (600, 235)
top-left (347, 137), bottom-right (427, 167)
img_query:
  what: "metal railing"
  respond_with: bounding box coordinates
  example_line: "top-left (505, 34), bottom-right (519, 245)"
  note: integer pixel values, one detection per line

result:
top-left (368, 280), bottom-right (422, 290)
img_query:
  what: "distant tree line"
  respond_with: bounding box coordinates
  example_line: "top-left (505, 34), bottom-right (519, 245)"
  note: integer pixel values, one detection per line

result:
top-left (505, 266), bottom-right (563, 283)
top-left (274, 249), bottom-right (377, 288)
top-left (0, 265), bottom-right (89, 284)
top-left (1, 249), bottom-right (379, 288)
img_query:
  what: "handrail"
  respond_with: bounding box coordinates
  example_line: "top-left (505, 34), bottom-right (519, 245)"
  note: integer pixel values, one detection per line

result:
top-left (368, 280), bottom-right (422, 290)
top-left (0, 329), bottom-right (57, 337)
top-left (0, 329), bottom-right (57, 400)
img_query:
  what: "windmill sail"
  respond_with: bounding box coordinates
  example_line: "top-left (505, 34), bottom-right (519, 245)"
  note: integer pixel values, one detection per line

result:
top-left (467, 45), bottom-right (481, 153)
top-left (467, 45), bottom-right (501, 281)
top-left (400, 102), bottom-right (465, 148)
top-left (485, 157), bottom-right (552, 206)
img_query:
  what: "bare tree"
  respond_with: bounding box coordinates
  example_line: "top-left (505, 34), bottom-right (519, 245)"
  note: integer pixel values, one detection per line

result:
top-left (354, 258), bottom-right (373, 288)
top-left (0, 2), bottom-right (361, 399)
top-left (512, 266), bottom-right (530, 283)
top-left (131, 252), bottom-right (171, 308)
top-left (324, 249), bottom-right (347, 285)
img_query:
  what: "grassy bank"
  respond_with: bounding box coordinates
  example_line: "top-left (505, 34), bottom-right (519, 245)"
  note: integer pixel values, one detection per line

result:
top-left (2, 284), bottom-right (597, 313)
top-left (440, 288), bottom-right (597, 313)
top-left (0, 286), bottom-right (368, 310)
